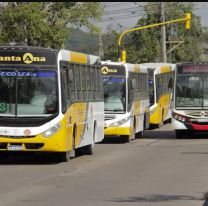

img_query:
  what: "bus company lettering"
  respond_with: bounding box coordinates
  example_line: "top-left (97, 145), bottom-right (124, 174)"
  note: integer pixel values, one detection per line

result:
top-left (101, 66), bottom-right (117, 75)
top-left (0, 53), bottom-right (46, 64)
top-left (23, 53), bottom-right (46, 64)
top-left (0, 56), bottom-right (21, 61)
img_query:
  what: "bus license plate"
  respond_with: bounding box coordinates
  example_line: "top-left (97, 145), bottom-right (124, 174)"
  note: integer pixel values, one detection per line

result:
top-left (8, 145), bottom-right (23, 151)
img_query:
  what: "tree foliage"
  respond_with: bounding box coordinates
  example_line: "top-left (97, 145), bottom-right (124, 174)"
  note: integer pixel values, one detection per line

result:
top-left (103, 2), bottom-right (206, 63)
top-left (0, 2), bottom-right (103, 49)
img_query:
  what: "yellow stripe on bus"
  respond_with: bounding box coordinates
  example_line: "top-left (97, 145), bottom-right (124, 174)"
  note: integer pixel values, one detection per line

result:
top-left (150, 93), bottom-right (171, 124)
top-left (161, 66), bottom-right (170, 73)
top-left (70, 52), bottom-right (88, 64)
top-left (134, 64), bottom-right (140, 73)
top-left (104, 127), bottom-right (131, 135)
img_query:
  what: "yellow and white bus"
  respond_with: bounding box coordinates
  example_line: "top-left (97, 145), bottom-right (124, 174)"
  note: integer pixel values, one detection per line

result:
top-left (141, 63), bottom-right (175, 127)
top-left (0, 46), bottom-right (104, 162)
top-left (101, 61), bottom-right (150, 142)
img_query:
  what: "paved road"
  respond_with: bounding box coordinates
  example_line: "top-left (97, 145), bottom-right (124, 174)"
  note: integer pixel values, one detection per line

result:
top-left (0, 123), bottom-right (208, 206)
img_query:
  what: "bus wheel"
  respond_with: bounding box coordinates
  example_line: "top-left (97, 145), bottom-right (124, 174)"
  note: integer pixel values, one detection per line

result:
top-left (135, 131), bottom-right (144, 138)
top-left (0, 151), bottom-right (10, 159)
top-left (122, 135), bottom-right (130, 143)
top-left (81, 124), bottom-right (96, 155)
top-left (122, 125), bottom-right (134, 143)
top-left (157, 121), bottom-right (164, 128)
top-left (56, 151), bottom-right (71, 162)
top-left (82, 142), bottom-right (94, 155)
top-left (175, 130), bottom-right (186, 139)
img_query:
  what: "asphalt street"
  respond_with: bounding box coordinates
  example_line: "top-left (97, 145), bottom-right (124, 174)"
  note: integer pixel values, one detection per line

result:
top-left (0, 123), bottom-right (208, 206)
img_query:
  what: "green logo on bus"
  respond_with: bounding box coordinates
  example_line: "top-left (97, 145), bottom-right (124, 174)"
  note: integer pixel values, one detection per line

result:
top-left (0, 103), bottom-right (7, 113)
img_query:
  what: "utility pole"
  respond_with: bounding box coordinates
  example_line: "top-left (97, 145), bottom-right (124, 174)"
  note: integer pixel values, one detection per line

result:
top-left (99, 31), bottom-right (104, 58)
top-left (161, 2), bottom-right (167, 62)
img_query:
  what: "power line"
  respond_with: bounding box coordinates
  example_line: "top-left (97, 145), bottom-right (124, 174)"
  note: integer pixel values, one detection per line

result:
top-left (103, 4), bottom-right (160, 15)
top-left (100, 3), bottom-right (208, 24)
top-left (103, 2), bottom-right (138, 8)
top-left (99, 14), bottom-right (146, 22)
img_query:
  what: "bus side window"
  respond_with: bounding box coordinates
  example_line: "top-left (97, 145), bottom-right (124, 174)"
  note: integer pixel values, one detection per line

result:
top-left (61, 69), bottom-right (70, 113)
top-left (86, 65), bottom-right (91, 100)
top-left (128, 73), bottom-right (134, 111)
top-left (78, 64), bottom-right (83, 101)
top-left (68, 63), bottom-right (75, 101)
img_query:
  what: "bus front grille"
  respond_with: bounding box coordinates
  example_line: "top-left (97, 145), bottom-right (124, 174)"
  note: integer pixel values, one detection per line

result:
top-left (0, 136), bottom-right (36, 139)
top-left (0, 143), bottom-right (44, 150)
top-left (188, 112), bottom-right (208, 117)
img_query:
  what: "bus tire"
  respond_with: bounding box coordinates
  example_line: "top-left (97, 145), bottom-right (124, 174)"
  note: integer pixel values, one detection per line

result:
top-left (122, 135), bottom-right (130, 143)
top-left (81, 123), bottom-right (96, 155)
top-left (175, 130), bottom-right (186, 139)
top-left (157, 121), bottom-right (164, 128)
top-left (136, 131), bottom-right (144, 138)
top-left (81, 143), bottom-right (94, 155)
top-left (0, 151), bottom-right (10, 161)
top-left (122, 124), bottom-right (135, 142)
top-left (55, 151), bottom-right (71, 162)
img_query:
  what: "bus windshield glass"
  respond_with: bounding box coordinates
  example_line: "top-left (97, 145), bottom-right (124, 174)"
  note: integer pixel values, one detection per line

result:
top-left (176, 75), bottom-right (208, 108)
top-left (103, 77), bottom-right (126, 113)
top-left (0, 70), bottom-right (58, 116)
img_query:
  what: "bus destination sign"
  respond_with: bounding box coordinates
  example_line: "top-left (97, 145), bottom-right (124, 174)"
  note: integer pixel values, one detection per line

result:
top-left (0, 50), bottom-right (57, 66)
top-left (179, 65), bottom-right (208, 74)
top-left (101, 65), bottom-right (125, 76)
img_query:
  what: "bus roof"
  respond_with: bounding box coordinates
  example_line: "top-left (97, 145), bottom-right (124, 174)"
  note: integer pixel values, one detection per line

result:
top-left (141, 62), bottom-right (176, 69)
top-left (101, 60), bottom-right (148, 73)
top-left (59, 49), bottom-right (100, 65)
top-left (177, 62), bottom-right (208, 66)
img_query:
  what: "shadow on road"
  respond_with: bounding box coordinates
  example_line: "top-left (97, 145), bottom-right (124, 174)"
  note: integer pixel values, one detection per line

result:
top-left (0, 152), bottom-right (63, 165)
top-left (101, 123), bottom-right (208, 144)
top-left (144, 129), bottom-right (208, 140)
top-left (143, 130), bottom-right (175, 139)
top-left (109, 194), bottom-right (203, 203)
top-left (100, 136), bottom-right (126, 144)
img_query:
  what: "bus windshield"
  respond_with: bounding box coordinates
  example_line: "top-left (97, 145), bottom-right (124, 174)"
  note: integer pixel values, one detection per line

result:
top-left (176, 75), bottom-right (208, 108)
top-left (103, 77), bottom-right (126, 113)
top-left (0, 70), bottom-right (58, 116)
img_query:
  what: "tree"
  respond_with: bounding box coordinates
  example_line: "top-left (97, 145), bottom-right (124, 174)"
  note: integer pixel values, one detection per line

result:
top-left (127, 2), bottom-right (204, 63)
top-left (0, 2), bottom-right (103, 49)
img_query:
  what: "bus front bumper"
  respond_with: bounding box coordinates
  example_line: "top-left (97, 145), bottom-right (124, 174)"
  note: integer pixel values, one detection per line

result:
top-left (0, 132), bottom-right (70, 152)
top-left (172, 118), bottom-right (208, 131)
top-left (104, 127), bottom-right (131, 136)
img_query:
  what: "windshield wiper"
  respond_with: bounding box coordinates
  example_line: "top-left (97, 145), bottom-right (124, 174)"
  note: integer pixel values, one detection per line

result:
top-left (105, 109), bottom-right (124, 112)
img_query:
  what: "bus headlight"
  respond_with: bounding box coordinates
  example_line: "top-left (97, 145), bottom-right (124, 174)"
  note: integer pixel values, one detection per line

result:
top-left (172, 112), bottom-right (189, 123)
top-left (42, 123), bottom-right (61, 138)
top-left (109, 117), bottom-right (130, 127)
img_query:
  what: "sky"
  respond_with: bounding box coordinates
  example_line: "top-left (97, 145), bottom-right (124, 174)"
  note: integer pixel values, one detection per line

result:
top-left (98, 2), bottom-right (208, 32)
